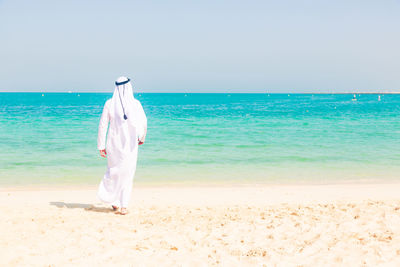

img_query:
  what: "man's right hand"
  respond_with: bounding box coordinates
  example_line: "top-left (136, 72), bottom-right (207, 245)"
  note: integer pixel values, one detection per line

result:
top-left (100, 149), bottom-right (107, 158)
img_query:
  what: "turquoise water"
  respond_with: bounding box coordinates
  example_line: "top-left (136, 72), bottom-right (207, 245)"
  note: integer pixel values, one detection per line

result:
top-left (1, 93), bottom-right (400, 185)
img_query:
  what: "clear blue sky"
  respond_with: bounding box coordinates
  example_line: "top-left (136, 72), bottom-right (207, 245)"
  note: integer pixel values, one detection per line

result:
top-left (1, 0), bottom-right (399, 92)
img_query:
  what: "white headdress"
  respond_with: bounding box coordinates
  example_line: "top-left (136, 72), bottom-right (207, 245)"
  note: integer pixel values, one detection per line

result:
top-left (112, 76), bottom-right (135, 120)
top-left (109, 76), bottom-right (146, 141)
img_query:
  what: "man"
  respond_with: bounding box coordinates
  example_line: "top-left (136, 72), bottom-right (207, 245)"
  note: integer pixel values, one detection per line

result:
top-left (97, 76), bottom-right (147, 215)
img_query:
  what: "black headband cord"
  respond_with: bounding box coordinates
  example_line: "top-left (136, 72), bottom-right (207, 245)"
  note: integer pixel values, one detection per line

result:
top-left (115, 78), bottom-right (130, 86)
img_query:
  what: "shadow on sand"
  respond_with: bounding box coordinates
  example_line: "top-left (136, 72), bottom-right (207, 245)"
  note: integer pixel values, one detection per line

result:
top-left (49, 202), bottom-right (114, 213)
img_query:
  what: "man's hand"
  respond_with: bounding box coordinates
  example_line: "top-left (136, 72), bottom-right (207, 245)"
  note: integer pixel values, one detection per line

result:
top-left (100, 149), bottom-right (107, 158)
top-left (138, 138), bottom-right (144, 145)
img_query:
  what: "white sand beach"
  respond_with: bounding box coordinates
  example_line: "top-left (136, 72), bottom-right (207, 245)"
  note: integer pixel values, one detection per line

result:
top-left (2, 183), bottom-right (400, 266)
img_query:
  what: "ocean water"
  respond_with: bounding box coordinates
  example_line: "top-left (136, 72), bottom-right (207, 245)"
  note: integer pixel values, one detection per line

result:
top-left (1, 93), bottom-right (400, 185)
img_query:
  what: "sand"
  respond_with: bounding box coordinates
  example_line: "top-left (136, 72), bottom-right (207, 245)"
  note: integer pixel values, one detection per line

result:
top-left (1, 183), bottom-right (400, 266)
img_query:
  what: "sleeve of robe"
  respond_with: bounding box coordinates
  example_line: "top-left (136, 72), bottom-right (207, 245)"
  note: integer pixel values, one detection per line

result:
top-left (97, 100), bottom-right (110, 150)
top-left (138, 101), bottom-right (147, 143)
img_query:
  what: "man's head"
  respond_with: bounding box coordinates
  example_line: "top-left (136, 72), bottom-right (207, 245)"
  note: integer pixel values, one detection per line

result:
top-left (115, 76), bottom-right (130, 86)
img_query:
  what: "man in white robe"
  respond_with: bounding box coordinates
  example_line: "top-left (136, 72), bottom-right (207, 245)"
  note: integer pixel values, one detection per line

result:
top-left (97, 76), bottom-right (147, 215)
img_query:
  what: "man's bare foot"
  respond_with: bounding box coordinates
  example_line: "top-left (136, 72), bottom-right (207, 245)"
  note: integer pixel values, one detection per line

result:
top-left (119, 208), bottom-right (128, 215)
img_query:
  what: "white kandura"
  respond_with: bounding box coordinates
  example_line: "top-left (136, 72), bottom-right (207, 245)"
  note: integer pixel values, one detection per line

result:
top-left (97, 76), bottom-right (147, 208)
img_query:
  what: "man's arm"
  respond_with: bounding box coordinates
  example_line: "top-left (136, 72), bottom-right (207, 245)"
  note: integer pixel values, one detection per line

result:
top-left (98, 101), bottom-right (110, 154)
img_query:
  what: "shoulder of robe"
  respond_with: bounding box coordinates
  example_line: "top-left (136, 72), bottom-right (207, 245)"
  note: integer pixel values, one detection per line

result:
top-left (104, 99), bottom-right (112, 108)
top-left (133, 99), bottom-right (142, 106)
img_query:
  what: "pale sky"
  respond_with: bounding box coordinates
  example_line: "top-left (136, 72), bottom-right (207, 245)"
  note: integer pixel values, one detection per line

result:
top-left (0, 0), bottom-right (399, 92)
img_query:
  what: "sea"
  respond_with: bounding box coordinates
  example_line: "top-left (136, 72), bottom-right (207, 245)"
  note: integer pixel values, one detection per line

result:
top-left (1, 93), bottom-right (399, 186)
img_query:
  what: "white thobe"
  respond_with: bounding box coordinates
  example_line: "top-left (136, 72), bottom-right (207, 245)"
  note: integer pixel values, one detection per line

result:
top-left (97, 97), bottom-right (147, 208)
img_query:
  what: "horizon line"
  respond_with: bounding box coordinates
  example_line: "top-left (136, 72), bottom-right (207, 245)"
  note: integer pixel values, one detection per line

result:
top-left (1, 91), bottom-right (400, 94)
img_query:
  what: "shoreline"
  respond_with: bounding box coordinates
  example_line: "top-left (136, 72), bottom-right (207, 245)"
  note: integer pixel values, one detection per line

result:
top-left (2, 179), bottom-right (400, 191)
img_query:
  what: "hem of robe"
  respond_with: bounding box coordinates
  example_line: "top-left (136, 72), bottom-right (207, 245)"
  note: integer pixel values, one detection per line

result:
top-left (97, 180), bottom-right (122, 204)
